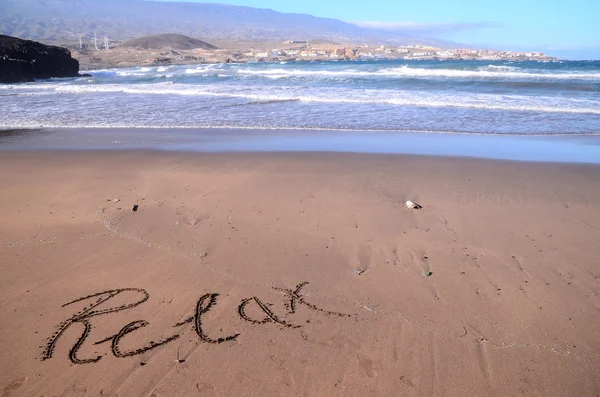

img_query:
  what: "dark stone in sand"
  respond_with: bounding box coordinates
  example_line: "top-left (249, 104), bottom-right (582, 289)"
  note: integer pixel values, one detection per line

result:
top-left (0, 35), bottom-right (81, 83)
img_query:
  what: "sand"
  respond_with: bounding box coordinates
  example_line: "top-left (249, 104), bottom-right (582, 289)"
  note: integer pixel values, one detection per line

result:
top-left (0, 150), bottom-right (599, 396)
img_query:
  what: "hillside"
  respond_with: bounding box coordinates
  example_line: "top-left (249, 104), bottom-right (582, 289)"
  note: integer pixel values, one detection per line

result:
top-left (0, 0), bottom-right (459, 48)
top-left (307, 39), bottom-right (340, 45)
top-left (121, 34), bottom-right (217, 50)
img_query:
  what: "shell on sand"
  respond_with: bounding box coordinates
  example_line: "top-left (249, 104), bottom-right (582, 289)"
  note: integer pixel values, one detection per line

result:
top-left (405, 200), bottom-right (422, 209)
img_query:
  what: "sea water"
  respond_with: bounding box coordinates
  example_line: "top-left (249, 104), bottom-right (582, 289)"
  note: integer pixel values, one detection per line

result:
top-left (1, 60), bottom-right (599, 135)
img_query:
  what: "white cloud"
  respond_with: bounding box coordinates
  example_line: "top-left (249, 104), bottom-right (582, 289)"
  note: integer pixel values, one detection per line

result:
top-left (350, 21), bottom-right (499, 36)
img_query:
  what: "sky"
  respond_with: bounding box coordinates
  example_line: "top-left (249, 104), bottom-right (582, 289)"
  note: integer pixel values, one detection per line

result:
top-left (161, 0), bottom-right (599, 59)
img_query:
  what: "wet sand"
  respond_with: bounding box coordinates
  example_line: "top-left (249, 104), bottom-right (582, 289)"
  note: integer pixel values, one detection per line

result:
top-left (1, 150), bottom-right (599, 396)
top-left (2, 127), bottom-right (600, 164)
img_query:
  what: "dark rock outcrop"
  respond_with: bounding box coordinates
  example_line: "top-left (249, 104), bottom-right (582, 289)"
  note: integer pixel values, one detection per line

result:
top-left (0, 35), bottom-right (80, 83)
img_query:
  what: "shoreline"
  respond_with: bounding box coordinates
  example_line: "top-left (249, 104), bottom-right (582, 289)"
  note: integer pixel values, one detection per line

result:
top-left (1, 127), bottom-right (600, 164)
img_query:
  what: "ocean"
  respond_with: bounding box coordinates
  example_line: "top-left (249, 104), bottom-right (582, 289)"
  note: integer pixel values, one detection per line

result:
top-left (1, 59), bottom-right (600, 135)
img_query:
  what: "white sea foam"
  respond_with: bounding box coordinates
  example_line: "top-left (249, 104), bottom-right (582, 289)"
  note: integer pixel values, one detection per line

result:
top-left (11, 82), bottom-right (598, 115)
top-left (184, 68), bottom-right (210, 74)
top-left (234, 66), bottom-right (600, 81)
top-left (184, 64), bottom-right (222, 75)
top-left (115, 71), bottom-right (147, 77)
top-left (2, 61), bottom-right (598, 134)
top-left (76, 63), bottom-right (600, 82)
top-left (113, 67), bottom-right (156, 77)
top-left (1, 121), bottom-right (597, 138)
top-left (478, 65), bottom-right (522, 72)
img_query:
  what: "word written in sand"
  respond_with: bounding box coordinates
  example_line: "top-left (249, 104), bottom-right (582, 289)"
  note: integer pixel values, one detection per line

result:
top-left (41, 282), bottom-right (354, 365)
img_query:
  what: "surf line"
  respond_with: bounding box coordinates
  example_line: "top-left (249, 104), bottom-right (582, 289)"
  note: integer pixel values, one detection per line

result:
top-left (41, 282), bottom-right (355, 365)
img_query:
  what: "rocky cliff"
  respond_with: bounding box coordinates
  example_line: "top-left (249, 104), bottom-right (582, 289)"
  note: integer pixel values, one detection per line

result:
top-left (0, 35), bottom-right (80, 83)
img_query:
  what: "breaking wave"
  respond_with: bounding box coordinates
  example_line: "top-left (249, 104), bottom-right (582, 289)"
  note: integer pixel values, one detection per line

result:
top-left (234, 65), bottom-right (600, 81)
top-left (3, 82), bottom-right (599, 115)
top-left (2, 59), bottom-right (599, 134)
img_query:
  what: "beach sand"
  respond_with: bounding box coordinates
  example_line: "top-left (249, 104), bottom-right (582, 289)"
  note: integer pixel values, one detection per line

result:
top-left (1, 150), bottom-right (599, 396)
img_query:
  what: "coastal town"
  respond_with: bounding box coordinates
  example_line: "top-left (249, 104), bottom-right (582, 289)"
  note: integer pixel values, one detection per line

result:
top-left (243, 41), bottom-right (554, 62)
top-left (68, 34), bottom-right (556, 70)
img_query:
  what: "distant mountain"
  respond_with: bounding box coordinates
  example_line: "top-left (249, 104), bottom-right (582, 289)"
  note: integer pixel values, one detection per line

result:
top-left (0, 0), bottom-right (460, 48)
top-left (121, 34), bottom-right (217, 50)
top-left (307, 39), bottom-right (340, 45)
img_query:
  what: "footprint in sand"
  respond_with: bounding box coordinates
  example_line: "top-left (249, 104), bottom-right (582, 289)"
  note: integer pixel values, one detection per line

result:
top-left (510, 255), bottom-right (532, 278)
top-left (2, 377), bottom-right (27, 397)
top-left (196, 383), bottom-right (216, 396)
top-left (358, 355), bottom-right (376, 378)
top-left (460, 252), bottom-right (481, 272)
top-left (351, 244), bottom-right (373, 275)
top-left (101, 204), bottom-right (210, 260)
top-left (392, 247), bottom-right (434, 277)
top-left (409, 248), bottom-right (432, 276)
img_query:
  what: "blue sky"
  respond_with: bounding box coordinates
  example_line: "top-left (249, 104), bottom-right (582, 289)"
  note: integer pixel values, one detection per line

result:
top-left (162, 0), bottom-right (599, 59)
